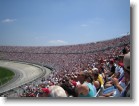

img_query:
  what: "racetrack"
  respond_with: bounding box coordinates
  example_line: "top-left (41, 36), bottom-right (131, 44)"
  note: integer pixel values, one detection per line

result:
top-left (0, 60), bottom-right (51, 94)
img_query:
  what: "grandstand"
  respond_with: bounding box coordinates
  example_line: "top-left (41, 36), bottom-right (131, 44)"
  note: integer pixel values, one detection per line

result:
top-left (0, 35), bottom-right (130, 97)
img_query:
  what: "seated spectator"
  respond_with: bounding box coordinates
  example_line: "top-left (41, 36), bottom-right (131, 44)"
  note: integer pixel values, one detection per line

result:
top-left (99, 77), bottom-right (126, 97)
top-left (104, 62), bottom-right (124, 88)
top-left (94, 81), bottom-right (101, 90)
top-left (108, 59), bottom-right (116, 77)
top-left (48, 85), bottom-right (67, 97)
top-left (76, 71), bottom-right (97, 97)
top-left (92, 68), bottom-right (104, 89)
top-left (37, 88), bottom-right (50, 97)
top-left (98, 63), bottom-right (106, 79)
top-left (61, 83), bottom-right (78, 97)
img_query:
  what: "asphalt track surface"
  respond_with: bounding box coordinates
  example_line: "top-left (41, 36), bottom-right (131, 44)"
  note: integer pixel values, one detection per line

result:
top-left (0, 60), bottom-right (51, 94)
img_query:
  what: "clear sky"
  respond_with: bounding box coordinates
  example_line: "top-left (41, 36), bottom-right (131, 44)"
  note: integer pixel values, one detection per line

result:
top-left (0, 0), bottom-right (130, 46)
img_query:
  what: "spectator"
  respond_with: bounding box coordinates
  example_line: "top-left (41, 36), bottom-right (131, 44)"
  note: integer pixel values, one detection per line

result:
top-left (48, 85), bottom-right (67, 97)
top-left (92, 68), bottom-right (104, 89)
top-left (37, 88), bottom-right (50, 97)
top-left (76, 71), bottom-right (97, 97)
top-left (113, 52), bottom-right (130, 97)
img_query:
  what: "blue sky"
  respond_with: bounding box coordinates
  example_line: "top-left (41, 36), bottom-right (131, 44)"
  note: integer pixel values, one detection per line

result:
top-left (0, 0), bottom-right (130, 46)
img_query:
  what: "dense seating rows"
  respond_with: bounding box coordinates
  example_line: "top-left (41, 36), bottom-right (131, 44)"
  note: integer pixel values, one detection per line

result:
top-left (0, 35), bottom-right (130, 97)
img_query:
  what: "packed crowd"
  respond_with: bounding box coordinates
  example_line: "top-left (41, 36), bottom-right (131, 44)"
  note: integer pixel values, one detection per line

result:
top-left (0, 35), bottom-right (130, 97)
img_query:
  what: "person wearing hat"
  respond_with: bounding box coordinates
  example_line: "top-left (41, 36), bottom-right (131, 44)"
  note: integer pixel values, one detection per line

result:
top-left (37, 87), bottom-right (50, 97)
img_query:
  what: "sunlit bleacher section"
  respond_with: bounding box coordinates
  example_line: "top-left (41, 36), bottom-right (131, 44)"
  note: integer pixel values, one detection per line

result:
top-left (0, 35), bottom-right (130, 97)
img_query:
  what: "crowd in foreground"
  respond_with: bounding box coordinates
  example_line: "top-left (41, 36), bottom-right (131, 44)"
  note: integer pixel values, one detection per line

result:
top-left (0, 35), bottom-right (130, 97)
top-left (18, 50), bottom-right (130, 97)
